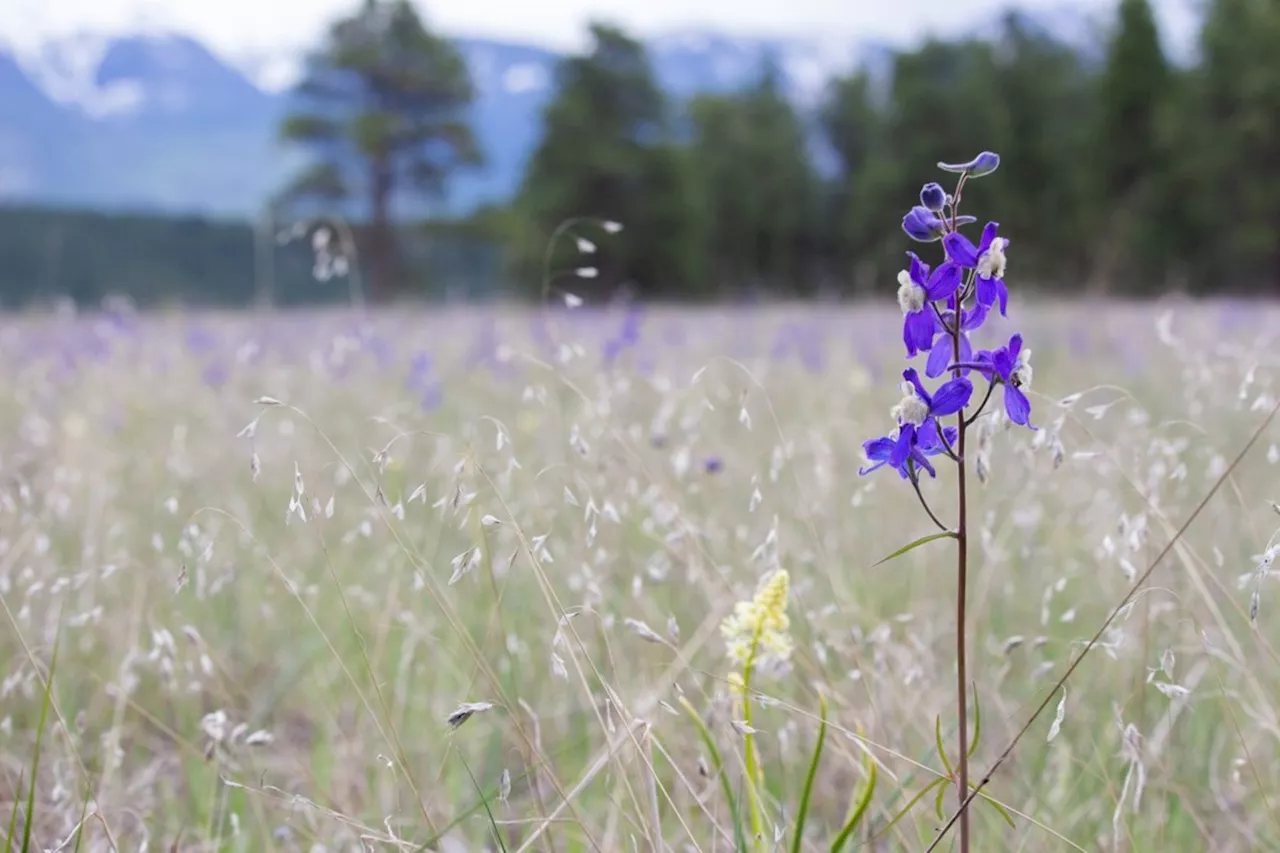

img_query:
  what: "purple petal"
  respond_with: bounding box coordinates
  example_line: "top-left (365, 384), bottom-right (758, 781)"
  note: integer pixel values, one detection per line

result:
top-left (926, 261), bottom-right (962, 302)
top-left (1004, 385), bottom-right (1032, 426)
top-left (978, 221), bottom-right (1000, 254)
top-left (957, 333), bottom-right (973, 375)
top-left (863, 437), bottom-right (895, 460)
top-left (943, 232), bottom-right (979, 268)
top-left (962, 302), bottom-right (989, 331)
top-left (992, 347), bottom-right (1014, 380)
top-left (907, 251), bottom-right (930, 286)
top-left (926, 340), bottom-right (952, 378)
top-left (975, 275), bottom-right (997, 309)
top-left (1007, 333), bottom-right (1023, 361)
top-left (996, 278), bottom-right (1009, 316)
top-left (858, 437), bottom-right (895, 475)
top-left (905, 311), bottom-right (935, 356)
top-left (916, 418), bottom-right (941, 449)
top-left (914, 451), bottom-right (937, 478)
top-left (890, 424), bottom-right (916, 468)
top-left (903, 368), bottom-right (932, 405)
top-left (931, 378), bottom-right (974, 416)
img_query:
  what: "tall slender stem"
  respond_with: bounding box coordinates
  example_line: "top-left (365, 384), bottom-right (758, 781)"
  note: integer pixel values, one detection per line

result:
top-left (952, 285), bottom-right (972, 853)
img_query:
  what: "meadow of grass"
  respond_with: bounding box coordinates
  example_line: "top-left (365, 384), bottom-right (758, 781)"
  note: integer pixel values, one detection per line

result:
top-left (1, 297), bottom-right (1278, 852)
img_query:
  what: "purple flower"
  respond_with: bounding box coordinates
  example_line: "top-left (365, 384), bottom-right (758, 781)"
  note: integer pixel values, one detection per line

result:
top-left (959, 334), bottom-right (1035, 428)
top-left (919, 182), bottom-right (947, 213)
top-left (897, 252), bottom-right (961, 357)
top-left (944, 222), bottom-right (1009, 316)
top-left (925, 299), bottom-right (989, 378)
top-left (860, 420), bottom-right (959, 480)
top-left (889, 368), bottom-right (972, 469)
top-left (902, 205), bottom-right (945, 242)
top-left (937, 151), bottom-right (1000, 178)
top-left (902, 206), bottom-right (977, 242)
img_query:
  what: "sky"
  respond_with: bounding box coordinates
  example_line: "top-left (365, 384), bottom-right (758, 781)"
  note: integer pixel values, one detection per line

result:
top-left (2, 0), bottom-right (1174, 60)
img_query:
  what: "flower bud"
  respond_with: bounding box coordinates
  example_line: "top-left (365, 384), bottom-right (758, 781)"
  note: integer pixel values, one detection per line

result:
top-left (919, 182), bottom-right (947, 212)
top-left (937, 151), bottom-right (1000, 178)
top-left (901, 205), bottom-right (944, 242)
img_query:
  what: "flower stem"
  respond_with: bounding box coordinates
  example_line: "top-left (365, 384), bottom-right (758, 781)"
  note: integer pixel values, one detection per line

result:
top-left (951, 263), bottom-right (972, 853)
top-left (910, 476), bottom-right (950, 532)
top-left (964, 381), bottom-right (996, 428)
top-left (741, 625), bottom-right (767, 850)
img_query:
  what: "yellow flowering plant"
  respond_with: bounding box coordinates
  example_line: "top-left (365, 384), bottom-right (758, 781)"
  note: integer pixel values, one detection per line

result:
top-left (679, 569), bottom-right (877, 853)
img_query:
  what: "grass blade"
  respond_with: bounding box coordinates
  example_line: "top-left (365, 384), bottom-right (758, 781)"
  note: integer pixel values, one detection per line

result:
top-left (21, 628), bottom-right (61, 853)
top-left (790, 693), bottom-right (828, 853)
top-left (456, 752), bottom-right (509, 853)
top-left (679, 696), bottom-right (748, 853)
top-left (872, 531), bottom-right (957, 568)
top-left (5, 771), bottom-right (24, 850)
top-left (829, 742), bottom-right (878, 852)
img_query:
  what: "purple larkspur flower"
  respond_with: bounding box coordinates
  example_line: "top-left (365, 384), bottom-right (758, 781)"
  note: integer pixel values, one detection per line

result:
top-left (956, 333), bottom-right (1035, 427)
top-left (944, 222), bottom-right (1009, 316)
top-left (860, 419), bottom-right (959, 480)
top-left (889, 367), bottom-right (972, 470)
top-left (898, 251), bottom-right (961, 357)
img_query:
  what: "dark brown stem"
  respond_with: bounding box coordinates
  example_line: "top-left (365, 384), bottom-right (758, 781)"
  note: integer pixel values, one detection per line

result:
top-left (952, 268), bottom-right (972, 853)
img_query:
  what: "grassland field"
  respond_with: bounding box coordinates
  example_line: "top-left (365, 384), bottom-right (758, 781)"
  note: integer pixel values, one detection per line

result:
top-left (1, 297), bottom-right (1278, 852)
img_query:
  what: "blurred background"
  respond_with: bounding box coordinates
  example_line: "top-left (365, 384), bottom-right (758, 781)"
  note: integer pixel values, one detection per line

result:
top-left (0, 0), bottom-right (1263, 310)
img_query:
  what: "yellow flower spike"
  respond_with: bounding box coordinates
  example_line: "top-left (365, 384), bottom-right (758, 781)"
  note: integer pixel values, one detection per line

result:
top-left (721, 569), bottom-right (793, 852)
top-left (721, 569), bottom-right (793, 669)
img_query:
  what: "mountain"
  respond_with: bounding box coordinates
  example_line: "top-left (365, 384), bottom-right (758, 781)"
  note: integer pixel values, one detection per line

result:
top-left (0, 2), bottom-right (1193, 218)
top-left (0, 28), bottom-right (884, 218)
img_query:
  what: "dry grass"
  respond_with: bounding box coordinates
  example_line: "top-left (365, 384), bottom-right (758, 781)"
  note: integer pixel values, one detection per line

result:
top-left (1, 297), bottom-right (1278, 852)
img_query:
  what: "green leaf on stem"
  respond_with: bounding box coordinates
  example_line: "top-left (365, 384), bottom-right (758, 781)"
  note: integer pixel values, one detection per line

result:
top-left (872, 531), bottom-right (957, 568)
top-left (934, 716), bottom-right (954, 777)
top-left (875, 777), bottom-right (947, 840)
top-left (968, 687), bottom-right (982, 759)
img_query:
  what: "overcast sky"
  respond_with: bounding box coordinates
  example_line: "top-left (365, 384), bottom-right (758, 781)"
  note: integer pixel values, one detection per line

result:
top-left (3, 0), bottom-right (1173, 59)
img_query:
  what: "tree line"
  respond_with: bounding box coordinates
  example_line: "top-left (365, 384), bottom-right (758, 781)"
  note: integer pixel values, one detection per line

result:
top-left (2, 0), bottom-right (1278, 308)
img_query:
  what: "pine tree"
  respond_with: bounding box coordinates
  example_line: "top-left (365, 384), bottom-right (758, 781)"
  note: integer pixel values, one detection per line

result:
top-left (279, 0), bottom-right (481, 300)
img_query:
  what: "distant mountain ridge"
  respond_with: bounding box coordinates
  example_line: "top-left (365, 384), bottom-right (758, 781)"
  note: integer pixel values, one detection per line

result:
top-left (0, 3), bottom-right (1187, 218)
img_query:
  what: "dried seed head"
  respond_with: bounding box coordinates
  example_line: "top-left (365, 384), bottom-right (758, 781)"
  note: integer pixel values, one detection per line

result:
top-left (446, 701), bottom-right (496, 730)
top-left (624, 618), bottom-right (665, 645)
